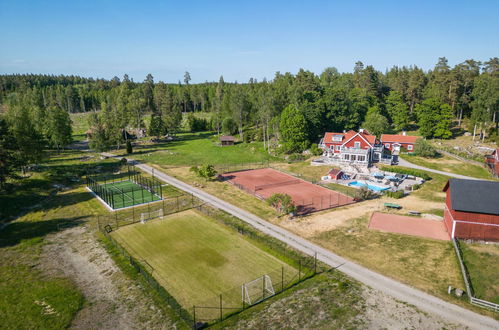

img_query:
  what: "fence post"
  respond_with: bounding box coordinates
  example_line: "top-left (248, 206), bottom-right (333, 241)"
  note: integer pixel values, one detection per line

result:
top-left (219, 294), bottom-right (223, 322)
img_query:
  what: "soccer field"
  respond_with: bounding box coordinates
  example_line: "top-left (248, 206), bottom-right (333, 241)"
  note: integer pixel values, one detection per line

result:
top-left (111, 209), bottom-right (296, 309)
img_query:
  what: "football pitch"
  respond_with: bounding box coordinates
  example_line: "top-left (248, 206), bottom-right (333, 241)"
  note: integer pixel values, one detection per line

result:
top-left (111, 209), bottom-right (296, 309)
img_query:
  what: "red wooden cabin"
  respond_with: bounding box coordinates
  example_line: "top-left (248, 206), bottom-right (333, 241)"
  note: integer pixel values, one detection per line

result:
top-left (485, 149), bottom-right (499, 177)
top-left (380, 133), bottom-right (419, 153)
top-left (443, 179), bottom-right (499, 242)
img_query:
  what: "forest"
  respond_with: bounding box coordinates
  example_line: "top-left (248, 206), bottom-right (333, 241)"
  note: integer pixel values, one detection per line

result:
top-left (0, 57), bottom-right (498, 186)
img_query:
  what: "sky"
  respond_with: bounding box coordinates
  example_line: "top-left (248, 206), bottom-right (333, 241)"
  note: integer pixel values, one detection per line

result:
top-left (1, 0), bottom-right (498, 83)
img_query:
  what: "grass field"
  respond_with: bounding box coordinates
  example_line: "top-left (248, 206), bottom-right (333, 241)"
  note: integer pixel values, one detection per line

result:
top-left (111, 209), bottom-right (296, 309)
top-left (112, 132), bottom-right (280, 166)
top-left (97, 180), bottom-right (162, 209)
top-left (460, 242), bottom-right (499, 304)
top-left (401, 153), bottom-right (493, 179)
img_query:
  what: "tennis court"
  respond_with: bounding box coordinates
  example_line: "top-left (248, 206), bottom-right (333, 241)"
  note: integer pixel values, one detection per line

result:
top-left (221, 168), bottom-right (354, 214)
top-left (91, 179), bottom-right (162, 209)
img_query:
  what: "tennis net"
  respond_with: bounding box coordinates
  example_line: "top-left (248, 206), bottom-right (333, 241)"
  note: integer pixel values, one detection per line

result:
top-left (254, 179), bottom-right (301, 191)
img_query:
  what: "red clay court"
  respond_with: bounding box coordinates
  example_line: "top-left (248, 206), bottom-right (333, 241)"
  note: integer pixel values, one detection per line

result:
top-left (221, 168), bottom-right (354, 214)
top-left (368, 212), bottom-right (450, 241)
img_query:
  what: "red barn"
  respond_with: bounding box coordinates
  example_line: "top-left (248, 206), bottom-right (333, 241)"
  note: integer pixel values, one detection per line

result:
top-left (380, 134), bottom-right (419, 152)
top-left (485, 149), bottom-right (499, 177)
top-left (443, 179), bottom-right (499, 241)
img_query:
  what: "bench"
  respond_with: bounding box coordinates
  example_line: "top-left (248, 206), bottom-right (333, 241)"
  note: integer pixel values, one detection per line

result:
top-left (384, 203), bottom-right (402, 209)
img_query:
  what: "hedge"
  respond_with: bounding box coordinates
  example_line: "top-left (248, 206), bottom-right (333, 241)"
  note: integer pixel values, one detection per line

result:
top-left (379, 165), bottom-right (432, 181)
top-left (384, 190), bottom-right (405, 199)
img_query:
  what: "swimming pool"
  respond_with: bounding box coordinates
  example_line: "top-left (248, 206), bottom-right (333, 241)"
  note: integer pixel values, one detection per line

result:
top-left (348, 181), bottom-right (389, 192)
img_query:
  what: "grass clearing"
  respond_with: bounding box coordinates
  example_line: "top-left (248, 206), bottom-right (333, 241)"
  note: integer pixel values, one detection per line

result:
top-left (402, 154), bottom-right (493, 179)
top-left (112, 132), bottom-right (280, 166)
top-left (460, 242), bottom-right (499, 304)
top-left (111, 209), bottom-right (296, 308)
top-left (312, 216), bottom-right (464, 301)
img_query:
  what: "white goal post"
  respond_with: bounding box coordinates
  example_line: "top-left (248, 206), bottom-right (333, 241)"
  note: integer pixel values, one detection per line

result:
top-left (140, 208), bottom-right (164, 224)
top-left (242, 274), bottom-right (275, 305)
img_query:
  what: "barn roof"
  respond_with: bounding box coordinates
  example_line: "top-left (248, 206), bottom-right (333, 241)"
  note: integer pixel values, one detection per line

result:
top-left (444, 179), bottom-right (499, 215)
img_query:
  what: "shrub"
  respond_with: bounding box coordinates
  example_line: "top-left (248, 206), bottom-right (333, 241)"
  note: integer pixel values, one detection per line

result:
top-left (126, 140), bottom-right (133, 154)
top-left (309, 143), bottom-right (323, 156)
top-left (379, 165), bottom-right (431, 181)
top-left (186, 113), bottom-right (208, 132)
top-left (385, 190), bottom-right (405, 199)
top-left (412, 183), bottom-right (421, 190)
top-left (287, 153), bottom-right (305, 162)
top-left (222, 118), bottom-right (237, 135)
top-left (414, 138), bottom-right (438, 158)
top-left (353, 187), bottom-right (376, 201)
top-left (267, 193), bottom-right (296, 215)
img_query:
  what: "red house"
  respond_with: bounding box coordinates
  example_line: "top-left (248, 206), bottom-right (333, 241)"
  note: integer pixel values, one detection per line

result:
top-left (326, 169), bottom-right (344, 180)
top-left (485, 149), bottom-right (499, 177)
top-left (380, 133), bottom-right (419, 153)
top-left (443, 179), bottom-right (499, 242)
top-left (319, 129), bottom-right (381, 165)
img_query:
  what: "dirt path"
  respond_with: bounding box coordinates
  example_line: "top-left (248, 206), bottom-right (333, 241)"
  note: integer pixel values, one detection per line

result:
top-left (42, 225), bottom-right (173, 329)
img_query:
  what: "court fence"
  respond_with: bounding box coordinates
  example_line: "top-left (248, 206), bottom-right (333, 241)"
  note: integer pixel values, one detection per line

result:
top-left (214, 160), bottom-right (270, 174)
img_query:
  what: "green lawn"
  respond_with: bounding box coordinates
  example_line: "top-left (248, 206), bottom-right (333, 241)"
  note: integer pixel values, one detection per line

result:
top-left (401, 154), bottom-right (493, 179)
top-left (113, 132), bottom-right (280, 167)
top-left (111, 209), bottom-right (296, 310)
top-left (460, 242), bottom-right (499, 303)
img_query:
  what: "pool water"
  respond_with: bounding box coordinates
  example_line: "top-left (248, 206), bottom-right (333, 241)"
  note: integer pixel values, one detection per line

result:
top-left (348, 181), bottom-right (389, 192)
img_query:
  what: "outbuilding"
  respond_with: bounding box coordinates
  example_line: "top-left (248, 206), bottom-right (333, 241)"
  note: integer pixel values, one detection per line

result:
top-left (443, 179), bottom-right (499, 241)
top-left (326, 169), bottom-right (344, 180)
top-left (485, 148), bottom-right (499, 177)
top-left (219, 135), bottom-right (236, 146)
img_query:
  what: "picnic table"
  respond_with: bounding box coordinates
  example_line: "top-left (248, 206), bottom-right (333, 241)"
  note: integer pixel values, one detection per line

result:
top-left (384, 202), bottom-right (402, 209)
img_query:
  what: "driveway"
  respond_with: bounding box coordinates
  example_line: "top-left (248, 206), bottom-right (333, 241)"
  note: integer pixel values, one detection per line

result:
top-left (102, 153), bottom-right (498, 329)
top-left (397, 157), bottom-right (480, 180)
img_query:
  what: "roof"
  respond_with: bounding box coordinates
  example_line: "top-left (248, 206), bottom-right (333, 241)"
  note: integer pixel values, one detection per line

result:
top-left (443, 179), bottom-right (499, 215)
top-left (328, 169), bottom-right (343, 176)
top-left (220, 135), bottom-right (235, 142)
top-left (381, 134), bottom-right (419, 144)
top-left (323, 130), bottom-right (356, 144)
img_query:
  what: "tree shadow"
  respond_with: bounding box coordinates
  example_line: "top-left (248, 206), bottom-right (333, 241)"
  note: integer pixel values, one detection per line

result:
top-left (0, 215), bottom-right (89, 248)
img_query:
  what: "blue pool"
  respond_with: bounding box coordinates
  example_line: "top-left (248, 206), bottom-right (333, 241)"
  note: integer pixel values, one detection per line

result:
top-left (348, 181), bottom-right (389, 192)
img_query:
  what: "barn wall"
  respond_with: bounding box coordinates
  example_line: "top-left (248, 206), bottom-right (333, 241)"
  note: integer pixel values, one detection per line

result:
top-left (454, 222), bottom-right (499, 242)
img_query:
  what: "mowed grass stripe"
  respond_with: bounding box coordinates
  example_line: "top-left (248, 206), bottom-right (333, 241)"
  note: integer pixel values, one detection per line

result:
top-left (111, 209), bottom-right (295, 307)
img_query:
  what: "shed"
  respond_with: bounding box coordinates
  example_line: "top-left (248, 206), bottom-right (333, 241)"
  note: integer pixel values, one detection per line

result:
top-left (443, 179), bottom-right (499, 241)
top-left (220, 135), bottom-right (236, 146)
top-left (327, 169), bottom-right (344, 180)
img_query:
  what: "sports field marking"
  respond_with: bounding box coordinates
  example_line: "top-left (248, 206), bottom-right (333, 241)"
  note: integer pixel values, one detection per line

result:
top-left (111, 209), bottom-right (296, 308)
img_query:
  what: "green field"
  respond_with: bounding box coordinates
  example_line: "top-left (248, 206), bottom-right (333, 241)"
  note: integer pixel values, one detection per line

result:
top-left (98, 180), bottom-right (162, 209)
top-left (111, 209), bottom-right (296, 309)
top-left (113, 132), bottom-right (280, 166)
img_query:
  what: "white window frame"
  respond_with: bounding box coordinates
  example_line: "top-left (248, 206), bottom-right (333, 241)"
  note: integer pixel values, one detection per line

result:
top-left (354, 141), bottom-right (361, 149)
top-left (336, 145), bottom-right (341, 151)
top-left (385, 143), bottom-right (390, 148)
top-left (407, 145), bottom-right (413, 151)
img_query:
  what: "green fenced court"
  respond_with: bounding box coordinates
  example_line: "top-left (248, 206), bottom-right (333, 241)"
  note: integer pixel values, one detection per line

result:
top-left (100, 180), bottom-right (162, 209)
top-left (86, 165), bottom-right (164, 209)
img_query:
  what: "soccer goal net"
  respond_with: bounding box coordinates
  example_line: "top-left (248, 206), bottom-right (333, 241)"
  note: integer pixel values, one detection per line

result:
top-left (242, 274), bottom-right (275, 305)
top-left (140, 208), bottom-right (164, 224)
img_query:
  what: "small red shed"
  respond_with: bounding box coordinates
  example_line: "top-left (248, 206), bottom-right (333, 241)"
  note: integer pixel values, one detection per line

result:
top-left (485, 149), bottom-right (499, 177)
top-left (443, 179), bottom-right (499, 242)
top-left (327, 169), bottom-right (344, 180)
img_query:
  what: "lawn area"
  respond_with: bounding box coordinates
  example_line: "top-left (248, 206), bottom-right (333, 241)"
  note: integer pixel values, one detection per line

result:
top-left (312, 216), bottom-right (463, 301)
top-left (460, 242), bottom-right (499, 304)
top-left (401, 153), bottom-right (493, 179)
top-left (111, 209), bottom-right (296, 309)
top-left (112, 132), bottom-right (280, 167)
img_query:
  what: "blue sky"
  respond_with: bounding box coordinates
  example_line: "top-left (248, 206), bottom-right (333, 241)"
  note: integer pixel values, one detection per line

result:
top-left (1, 0), bottom-right (498, 83)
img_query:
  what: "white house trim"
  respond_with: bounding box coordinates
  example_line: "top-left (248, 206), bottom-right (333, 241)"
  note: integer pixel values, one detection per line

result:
top-left (341, 131), bottom-right (373, 148)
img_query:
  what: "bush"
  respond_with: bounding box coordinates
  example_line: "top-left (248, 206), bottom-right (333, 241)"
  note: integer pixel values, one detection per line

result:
top-left (267, 193), bottom-right (296, 215)
top-left (414, 138), bottom-right (438, 158)
top-left (412, 183), bottom-right (421, 190)
top-left (385, 190), bottom-right (405, 199)
top-left (309, 143), bottom-right (323, 156)
top-left (379, 165), bottom-right (431, 181)
top-left (222, 118), bottom-right (237, 135)
top-left (126, 140), bottom-right (133, 154)
top-left (353, 187), bottom-right (376, 201)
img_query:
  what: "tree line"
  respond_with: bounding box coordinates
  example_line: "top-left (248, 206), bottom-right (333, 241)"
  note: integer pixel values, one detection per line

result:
top-left (0, 57), bottom-right (497, 184)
